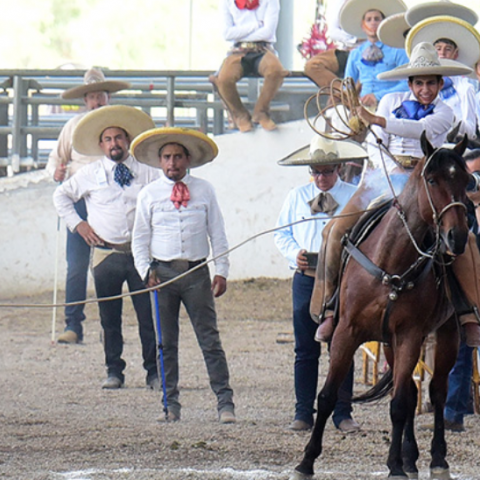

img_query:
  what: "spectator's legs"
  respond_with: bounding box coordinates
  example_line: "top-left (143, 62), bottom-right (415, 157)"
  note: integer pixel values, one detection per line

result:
top-left (304, 50), bottom-right (341, 89)
top-left (254, 50), bottom-right (288, 131)
top-left (213, 54), bottom-right (253, 132)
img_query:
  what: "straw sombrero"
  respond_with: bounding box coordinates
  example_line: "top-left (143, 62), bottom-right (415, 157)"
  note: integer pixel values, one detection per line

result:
top-left (378, 13), bottom-right (411, 49)
top-left (130, 127), bottom-right (219, 169)
top-left (62, 67), bottom-right (131, 100)
top-left (278, 137), bottom-right (368, 167)
top-left (377, 41), bottom-right (472, 81)
top-left (405, 0), bottom-right (478, 27)
top-left (339, 0), bottom-right (407, 39)
top-left (72, 105), bottom-right (155, 156)
top-left (406, 16), bottom-right (480, 68)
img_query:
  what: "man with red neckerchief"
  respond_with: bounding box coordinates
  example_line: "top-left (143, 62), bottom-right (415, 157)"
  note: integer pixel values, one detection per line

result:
top-left (209, 0), bottom-right (288, 133)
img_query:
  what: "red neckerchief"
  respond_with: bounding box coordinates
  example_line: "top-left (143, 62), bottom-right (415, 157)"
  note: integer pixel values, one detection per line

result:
top-left (235, 0), bottom-right (259, 10)
top-left (171, 182), bottom-right (190, 209)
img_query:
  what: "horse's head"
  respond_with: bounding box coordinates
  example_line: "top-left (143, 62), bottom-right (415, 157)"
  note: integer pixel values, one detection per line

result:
top-left (418, 132), bottom-right (470, 256)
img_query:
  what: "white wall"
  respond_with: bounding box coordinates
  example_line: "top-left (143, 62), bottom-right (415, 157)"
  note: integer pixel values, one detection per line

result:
top-left (0, 119), bottom-right (315, 298)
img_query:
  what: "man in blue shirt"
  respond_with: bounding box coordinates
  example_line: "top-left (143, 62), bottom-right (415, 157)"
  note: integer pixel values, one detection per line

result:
top-left (340, 0), bottom-right (409, 108)
top-left (274, 136), bottom-right (367, 432)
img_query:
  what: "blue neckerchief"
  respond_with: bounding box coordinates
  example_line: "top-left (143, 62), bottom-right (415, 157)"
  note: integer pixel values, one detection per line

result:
top-left (114, 162), bottom-right (134, 187)
top-left (393, 100), bottom-right (435, 120)
top-left (440, 77), bottom-right (456, 100)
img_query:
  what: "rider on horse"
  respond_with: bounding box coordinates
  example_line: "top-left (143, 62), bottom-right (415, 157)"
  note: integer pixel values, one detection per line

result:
top-left (312, 41), bottom-right (480, 347)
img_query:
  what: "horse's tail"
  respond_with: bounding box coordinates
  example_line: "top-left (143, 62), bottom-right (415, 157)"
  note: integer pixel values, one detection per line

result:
top-left (352, 368), bottom-right (393, 404)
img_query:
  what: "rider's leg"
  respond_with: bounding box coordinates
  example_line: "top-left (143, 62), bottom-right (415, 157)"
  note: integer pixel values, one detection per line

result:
top-left (452, 233), bottom-right (480, 347)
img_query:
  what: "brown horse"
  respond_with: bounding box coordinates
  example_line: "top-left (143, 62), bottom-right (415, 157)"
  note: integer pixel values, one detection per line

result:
top-left (291, 134), bottom-right (470, 480)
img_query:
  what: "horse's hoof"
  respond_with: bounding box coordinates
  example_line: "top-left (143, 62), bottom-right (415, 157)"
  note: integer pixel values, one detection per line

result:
top-left (407, 473), bottom-right (419, 480)
top-left (430, 467), bottom-right (451, 480)
top-left (289, 470), bottom-right (314, 480)
top-left (388, 475), bottom-right (409, 479)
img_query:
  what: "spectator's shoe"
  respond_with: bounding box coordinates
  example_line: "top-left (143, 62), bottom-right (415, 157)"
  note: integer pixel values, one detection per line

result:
top-left (57, 330), bottom-right (80, 344)
top-left (314, 315), bottom-right (334, 343)
top-left (219, 410), bottom-right (236, 424)
top-left (102, 376), bottom-right (124, 389)
top-left (289, 419), bottom-right (312, 431)
top-left (252, 111), bottom-right (277, 131)
top-left (166, 409), bottom-right (180, 422)
top-left (445, 419), bottom-right (465, 432)
top-left (337, 418), bottom-right (360, 433)
top-left (464, 322), bottom-right (480, 347)
top-left (146, 376), bottom-right (161, 391)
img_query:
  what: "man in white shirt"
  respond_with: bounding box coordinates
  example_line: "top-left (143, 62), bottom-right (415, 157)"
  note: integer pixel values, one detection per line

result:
top-left (53, 105), bottom-right (161, 390)
top-left (274, 136), bottom-right (365, 433)
top-left (46, 68), bottom-right (130, 344)
top-left (209, 0), bottom-right (288, 132)
top-left (131, 127), bottom-right (235, 424)
top-left (313, 42), bottom-right (480, 348)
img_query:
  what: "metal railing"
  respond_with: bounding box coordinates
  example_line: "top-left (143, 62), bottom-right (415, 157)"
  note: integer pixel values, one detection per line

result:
top-left (0, 69), bottom-right (317, 176)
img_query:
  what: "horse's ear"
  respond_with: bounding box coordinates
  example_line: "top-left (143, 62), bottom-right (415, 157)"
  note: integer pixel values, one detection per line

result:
top-left (453, 134), bottom-right (468, 157)
top-left (420, 131), bottom-right (434, 158)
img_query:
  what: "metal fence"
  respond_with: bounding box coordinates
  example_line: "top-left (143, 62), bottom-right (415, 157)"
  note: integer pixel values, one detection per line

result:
top-left (0, 69), bottom-right (317, 176)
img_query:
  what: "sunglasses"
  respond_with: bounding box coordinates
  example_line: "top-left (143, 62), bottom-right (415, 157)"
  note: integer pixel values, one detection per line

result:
top-left (309, 168), bottom-right (336, 177)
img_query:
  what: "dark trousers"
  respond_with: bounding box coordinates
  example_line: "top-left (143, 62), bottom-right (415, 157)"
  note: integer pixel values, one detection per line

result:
top-left (293, 271), bottom-right (354, 427)
top-left (64, 199), bottom-right (90, 339)
top-left (93, 252), bottom-right (157, 382)
top-left (154, 262), bottom-right (234, 417)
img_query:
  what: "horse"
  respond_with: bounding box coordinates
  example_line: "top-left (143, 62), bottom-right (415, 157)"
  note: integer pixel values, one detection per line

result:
top-left (291, 133), bottom-right (471, 480)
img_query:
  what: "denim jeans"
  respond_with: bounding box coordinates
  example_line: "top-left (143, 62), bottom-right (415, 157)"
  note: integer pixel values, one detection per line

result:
top-left (64, 199), bottom-right (90, 340)
top-left (93, 252), bottom-right (157, 382)
top-left (444, 340), bottom-right (474, 424)
top-left (293, 271), bottom-right (354, 428)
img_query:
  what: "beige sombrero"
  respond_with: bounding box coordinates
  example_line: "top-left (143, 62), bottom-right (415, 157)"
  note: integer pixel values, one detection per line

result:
top-left (405, 0), bottom-right (478, 27)
top-left (62, 67), bottom-right (131, 100)
top-left (339, 0), bottom-right (407, 39)
top-left (377, 41), bottom-right (472, 81)
top-left (130, 127), bottom-right (219, 169)
top-left (278, 136), bottom-right (367, 167)
top-left (378, 13), bottom-right (411, 49)
top-left (406, 16), bottom-right (480, 68)
top-left (72, 105), bottom-right (156, 156)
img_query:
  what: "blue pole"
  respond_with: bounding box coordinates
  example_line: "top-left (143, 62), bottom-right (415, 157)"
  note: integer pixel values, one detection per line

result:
top-left (153, 289), bottom-right (169, 417)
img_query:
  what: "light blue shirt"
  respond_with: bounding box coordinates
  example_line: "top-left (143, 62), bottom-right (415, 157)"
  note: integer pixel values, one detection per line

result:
top-left (274, 178), bottom-right (357, 269)
top-left (345, 41), bottom-right (409, 101)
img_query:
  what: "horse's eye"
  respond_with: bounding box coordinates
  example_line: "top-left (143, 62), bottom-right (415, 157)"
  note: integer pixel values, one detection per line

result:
top-left (427, 178), bottom-right (436, 186)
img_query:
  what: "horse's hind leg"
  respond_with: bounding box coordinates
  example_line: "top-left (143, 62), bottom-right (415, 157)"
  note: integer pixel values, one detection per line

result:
top-left (429, 317), bottom-right (459, 475)
top-left (294, 328), bottom-right (358, 478)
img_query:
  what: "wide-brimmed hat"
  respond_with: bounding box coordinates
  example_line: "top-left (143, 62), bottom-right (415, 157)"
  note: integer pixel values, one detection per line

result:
top-left (406, 16), bottom-right (480, 68)
top-left (72, 105), bottom-right (156, 156)
top-left (378, 13), bottom-right (410, 49)
top-left (339, 0), bottom-right (407, 38)
top-left (61, 67), bottom-right (131, 100)
top-left (405, 0), bottom-right (478, 27)
top-left (278, 136), bottom-right (367, 167)
top-left (377, 41), bottom-right (472, 81)
top-left (130, 127), bottom-right (219, 169)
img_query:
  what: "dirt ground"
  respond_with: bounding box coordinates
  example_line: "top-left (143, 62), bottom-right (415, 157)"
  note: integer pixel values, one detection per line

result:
top-left (1, 277), bottom-right (479, 480)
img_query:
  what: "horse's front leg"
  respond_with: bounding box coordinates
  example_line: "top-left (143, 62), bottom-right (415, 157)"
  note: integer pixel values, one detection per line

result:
top-left (429, 316), bottom-right (459, 476)
top-left (293, 326), bottom-right (358, 479)
top-left (388, 339), bottom-right (422, 479)
top-left (402, 377), bottom-right (419, 479)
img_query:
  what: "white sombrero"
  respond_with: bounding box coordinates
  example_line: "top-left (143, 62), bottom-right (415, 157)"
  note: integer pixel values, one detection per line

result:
top-left (378, 13), bottom-right (411, 49)
top-left (278, 136), bottom-right (368, 166)
top-left (130, 127), bottom-right (219, 169)
top-left (339, 0), bottom-right (407, 39)
top-left (405, 0), bottom-right (478, 27)
top-left (377, 41), bottom-right (472, 81)
top-left (406, 16), bottom-right (480, 68)
top-left (72, 105), bottom-right (156, 156)
top-left (62, 67), bottom-right (131, 100)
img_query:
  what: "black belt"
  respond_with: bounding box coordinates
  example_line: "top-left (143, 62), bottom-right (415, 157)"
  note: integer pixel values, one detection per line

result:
top-left (153, 258), bottom-right (206, 269)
